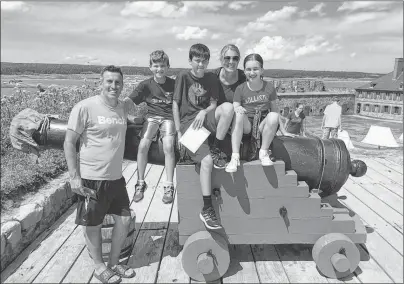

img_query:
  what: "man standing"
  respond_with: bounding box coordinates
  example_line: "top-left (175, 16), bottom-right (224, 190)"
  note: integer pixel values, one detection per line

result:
top-left (321, 96), bottom-right (342, 139)
top-left (64, 65), bottom-right (136, 283)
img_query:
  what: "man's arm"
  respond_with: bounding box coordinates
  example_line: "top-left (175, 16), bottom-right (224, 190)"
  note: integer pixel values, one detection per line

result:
top-left (123, 97), bottom-right (143, 125)
top-left (64, 129), bottom-right (81, 179)
top-left (63, 130), bottom-right (95, 198)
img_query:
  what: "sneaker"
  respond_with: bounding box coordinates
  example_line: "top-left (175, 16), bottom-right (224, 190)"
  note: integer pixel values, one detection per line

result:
top-left (162, 185), bottom-right (174, 204)
top-left (225, 156), bottom-right (240, 173)
top-left (210, 146), bottom-right (227, 169)
top-left (133, 181), bottom-right (147, 202)
top-left (199, 206), bottom-right (222, 230)
top-left (259, 150), bottom-right (274, 166)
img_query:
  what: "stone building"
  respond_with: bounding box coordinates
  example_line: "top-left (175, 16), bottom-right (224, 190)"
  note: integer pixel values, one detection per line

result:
top-left (354, 58), bottom-right (403, 121)
top-left (277, 92), bottom-right (355, 117)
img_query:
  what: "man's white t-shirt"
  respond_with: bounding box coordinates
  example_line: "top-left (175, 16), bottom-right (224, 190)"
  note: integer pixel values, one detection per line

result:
top-left (67, 95), bottom-right (132, 180)
top-left (323, 102), bottom-right (341, 128)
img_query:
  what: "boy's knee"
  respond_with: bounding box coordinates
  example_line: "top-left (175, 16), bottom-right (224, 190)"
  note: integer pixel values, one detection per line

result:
top-left (162, 136), bottom-right (175, 154)
top-left (138, 138), bottom-right (152, 153)
top-left (218, 102), bottom-right (234, 118)
top-left (200, 155), bottom-right (213, 170)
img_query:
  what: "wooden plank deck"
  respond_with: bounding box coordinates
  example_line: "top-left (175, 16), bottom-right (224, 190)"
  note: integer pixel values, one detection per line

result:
top-left (1, 155), bottom-right (403, 283)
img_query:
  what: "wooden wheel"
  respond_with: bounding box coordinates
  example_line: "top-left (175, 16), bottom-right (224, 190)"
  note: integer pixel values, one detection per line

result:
top-left (181, 231), bottom-right (230, 282)
top-left (312, 233), bottom-right (360, 279)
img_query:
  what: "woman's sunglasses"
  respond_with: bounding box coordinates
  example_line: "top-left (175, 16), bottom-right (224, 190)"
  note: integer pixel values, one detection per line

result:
top-left (223, 56), bottom-right (240, 62)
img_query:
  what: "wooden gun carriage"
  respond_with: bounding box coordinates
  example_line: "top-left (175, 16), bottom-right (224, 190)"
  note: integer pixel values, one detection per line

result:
top-left (17, 114), bottom-right (368, 281)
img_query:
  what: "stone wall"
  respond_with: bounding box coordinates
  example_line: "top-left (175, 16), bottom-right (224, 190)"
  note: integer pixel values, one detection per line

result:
top-left (0, 172), bottom-right (76, 272)
top-left (277, 93), bottom-right (355, 116)
top-left (269, 79), bottom-right (326, 93)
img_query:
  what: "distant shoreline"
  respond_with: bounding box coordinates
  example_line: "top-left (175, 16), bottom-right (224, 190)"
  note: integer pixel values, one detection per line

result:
top-left (1, 62), bottom-right (384, 80)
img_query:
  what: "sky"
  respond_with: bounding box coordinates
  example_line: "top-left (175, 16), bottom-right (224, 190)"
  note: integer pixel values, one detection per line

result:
top-left (1, 1), bottom-right (403, 73)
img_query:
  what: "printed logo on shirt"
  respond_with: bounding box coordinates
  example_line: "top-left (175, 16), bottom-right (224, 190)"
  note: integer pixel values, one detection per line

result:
top-left (188, 83), bottom-right (209, 107)
top-left (97, 116), bottom-right (127, 125)
top-left (243, 94), bottom-right (269, 105)
top-left (150, 92), bottom-right (173, 104)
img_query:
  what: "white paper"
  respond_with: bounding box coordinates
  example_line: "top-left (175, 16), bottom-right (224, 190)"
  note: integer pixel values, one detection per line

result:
top-left (179, 126), bottom-right (211, 153)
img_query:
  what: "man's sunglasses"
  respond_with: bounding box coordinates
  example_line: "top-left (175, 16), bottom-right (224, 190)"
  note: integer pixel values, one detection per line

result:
top-left (223, 56), bottom-right (240, 62)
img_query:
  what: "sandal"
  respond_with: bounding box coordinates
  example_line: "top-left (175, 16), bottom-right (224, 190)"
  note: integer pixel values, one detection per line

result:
top-left (110, 264), bottom-right (136, 278)
top-left (93, 267), bottom-right (122, 284)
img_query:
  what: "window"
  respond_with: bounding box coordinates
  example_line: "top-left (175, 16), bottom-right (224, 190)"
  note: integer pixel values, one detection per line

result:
top-left (385, 93), bottom-right (390, 100)
top-left (394, 107), bottom-right (401, 115)
top-left (365, 104), bottom-right (370, 111)
top-left (370, 83), bottom-right (376, 88)
top-left (400, 82), bottom-right (403, 90)
top-left (383, 106), bottom-right (389, 113)
top-left (374, 105), bottom-right (379, 112)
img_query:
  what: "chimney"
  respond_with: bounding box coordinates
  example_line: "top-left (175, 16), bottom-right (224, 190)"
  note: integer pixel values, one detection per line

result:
top-left (393, 58), bottom-right (404, 80)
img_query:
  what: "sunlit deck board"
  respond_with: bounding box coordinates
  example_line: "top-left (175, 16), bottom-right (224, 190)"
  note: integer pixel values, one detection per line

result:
top-left (1, 156), bottom-right (403, 283)
top-left (61, 161), bottom-right (139, 283)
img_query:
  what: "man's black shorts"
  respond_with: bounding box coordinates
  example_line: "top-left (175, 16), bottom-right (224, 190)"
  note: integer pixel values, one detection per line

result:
top-left (75, 177), bottom-right (131, 226)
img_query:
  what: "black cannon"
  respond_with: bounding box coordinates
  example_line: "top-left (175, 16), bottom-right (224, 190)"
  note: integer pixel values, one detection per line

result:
top-left (30, 118), bottom-right (366, 197)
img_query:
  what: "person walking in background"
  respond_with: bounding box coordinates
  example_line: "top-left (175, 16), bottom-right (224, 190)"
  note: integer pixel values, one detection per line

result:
top-left (321, 96), bottom-right (342, 139)
top-left (285, 103), bottom-right (306, 136)
top-left (128, 50), bottom-right (176, 204)
top-left (64, 65), bottom-right (136, 283)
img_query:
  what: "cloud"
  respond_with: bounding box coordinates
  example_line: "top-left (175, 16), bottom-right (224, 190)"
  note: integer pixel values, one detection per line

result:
top-left (120, 1), bottom-right (227, 18)
top-left (211, 33), bottom-right (221, 40)
top-left (350, 52), bottom-right (356, 58)
top-left (181, 1), bottom-right (227, 12)
top-left (341, 12), bottom-right (381, 24)
top-left (310, 3), bottom-right (325, 16)
top-left (326, 43), bottom-right (342, 53)
top-left (231, 38), bottom-right (246, 48)
top-left (121, 2), bottom-right (181, 18)
top-left (240, 6), bottom-right (298, 34)
top-left (257, 6), bottom-right (298, 22)
top-left (337, 1), bottom-right (395, 12)
top-left (1, 1), bottom-right (29, 12)
top-left (246, 36), bottom-right (294, 61)
top-left (238, 21), bottom-right (274, 34)
top-left (294, 35), bottom-right (339, 57)
top-left (171, 26), bottom-right (208, 40)
top-left (228, 1), bottom-right (256, 11)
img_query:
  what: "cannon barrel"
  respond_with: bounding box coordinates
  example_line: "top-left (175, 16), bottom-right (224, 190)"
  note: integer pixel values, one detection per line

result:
top-left (32, 118), bottom-right (366, 197)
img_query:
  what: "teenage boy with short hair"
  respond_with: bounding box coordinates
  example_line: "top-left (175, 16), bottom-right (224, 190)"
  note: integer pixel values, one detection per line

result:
top-left (128, 50), bottom-right (176, 204)
top-left (172, 43), bottom-right (234, 229)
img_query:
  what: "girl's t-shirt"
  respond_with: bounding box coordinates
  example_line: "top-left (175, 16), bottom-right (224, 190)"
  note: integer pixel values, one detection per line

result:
top-left (286, 111), bottom-right (306, 134)
top-left (233, 81), bottom-right (278, 118)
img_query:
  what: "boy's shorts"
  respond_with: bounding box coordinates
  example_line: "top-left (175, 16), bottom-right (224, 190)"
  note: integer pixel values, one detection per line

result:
top-left (180, 110), bottom-right (217, 163)
top-left (140, 116), bottom-right (176, 141)
top-left (75, 177), bottom-right (131, 226)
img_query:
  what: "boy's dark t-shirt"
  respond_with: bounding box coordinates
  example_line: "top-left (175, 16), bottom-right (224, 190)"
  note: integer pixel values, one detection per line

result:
top-left (233, 81), bottom-right (278, 119)
top-left (286, 111), bottom-right (305, 134)
top-left (213, 68), bottom-right (247, 104)
top-left (128, 77), bottom-right (175, 120)
top-left (173, 70), bottom-right (220, 126)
